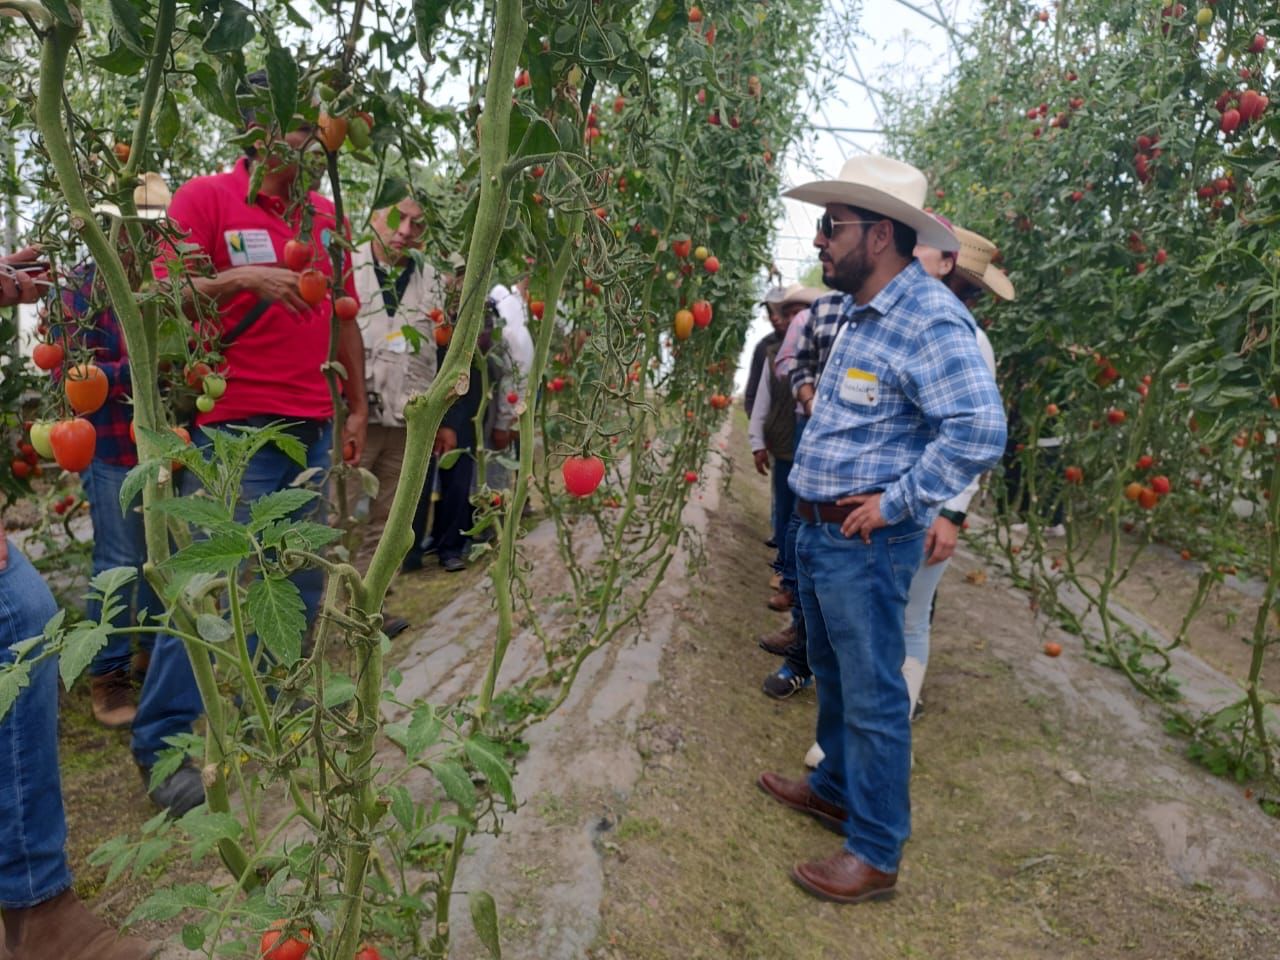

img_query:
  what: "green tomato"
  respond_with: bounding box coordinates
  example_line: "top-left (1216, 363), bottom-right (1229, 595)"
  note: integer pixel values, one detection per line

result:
top-left (202, 374), bottom-right (227, 399)
top-left (196, 394), bottom-right (217, 413)
top-left (29, 421), bottom-right (54, 460)
top-left (1194, 6), bottom-right (1213, 26)
top-left (347, 116), bottom-right (372, 150)
top-left (315, 83), bottom-right (337, 102)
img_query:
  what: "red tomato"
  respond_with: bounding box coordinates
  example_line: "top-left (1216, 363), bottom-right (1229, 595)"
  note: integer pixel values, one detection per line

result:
top-left (529, 300), bottom-right (545, 320)
top-left (1151, 475), bottom-right (1171, 495)
top-left (1106, 408), bottom-right (1127, 425)
top-left (1044, 403), bottom-right (1059, 417)
top-left (354, 947), bottom-right (382, 960)
top-left (1064, 465), bottom-right (1084, 485)
top-left (702, 255), bottom-right (720, 274)
top-left (259, 923), bottom-right (311, 960)
top-left (32, 342), bottom-right (64, 370)
top-left (298, 269), bottom-right (328, 307)
top-left (671, 238), bottom-right (692, 259)
top-left (283, 239), bottom-right (310, 272)
top-left (185, 361), bottom-right (212, 389)
top-left (1136, 454), bottom-right (1154, 469)
top-left (684, 470), bottom-right (698, 484)
top-left (691, 300), bottom-right (713, 327)
top-left (49, 418), bottom-right (96, 472)
top-left (506, 392), bottom-right (519, 404)
top-left (335, 296), bottom-right (359, 322)
top-left (11, 458), bottom-right (30, 479)
top-left (1138, 487), bottom-right (1159, 509)
top-left (562, 455), bottom-right (605, 497)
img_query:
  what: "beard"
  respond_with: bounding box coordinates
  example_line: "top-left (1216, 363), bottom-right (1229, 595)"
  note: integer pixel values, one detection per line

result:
top-left (821, 238), bottom-right (873, 295)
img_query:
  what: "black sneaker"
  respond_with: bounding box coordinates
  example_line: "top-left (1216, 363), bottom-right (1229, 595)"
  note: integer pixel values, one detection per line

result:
top-left (440, 555), bottom-right (466, 573)
top-left (761, 664), bottom-right (813, 700)
top-left (141, 763), bottom-right (205, 818)
top-left (383, 615), bottom-right (410, 638)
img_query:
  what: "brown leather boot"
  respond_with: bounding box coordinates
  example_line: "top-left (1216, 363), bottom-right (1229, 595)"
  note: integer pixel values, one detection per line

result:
top-left (757, 624), bottom-right (796, 656)
top-left (767, 589), bottom-right (794, 612)
top-left (1, 889), bottom-right (157, 960)
top-left (791, 850), bottom-right (897, 903)
top-left (89, 670), bottom-right (137, 729)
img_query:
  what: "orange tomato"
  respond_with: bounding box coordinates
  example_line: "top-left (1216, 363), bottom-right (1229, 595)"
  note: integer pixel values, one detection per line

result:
top-left (434, 324), bottom-right (452, 347)
top-left (316, 113), bottom-right (348, 152)
top-left (673, 309), bottom-right (694, 341)
top-left (334, 295), bottom-right (359, 322)
top-left (1043, 641), bottom-right (1062, 657)
top-left (64, 363), bottom-right (109, 415)
top-left (1124, 481), bottom-right (1143, 501)
top-left (298, 269), bottom-right (328, 307)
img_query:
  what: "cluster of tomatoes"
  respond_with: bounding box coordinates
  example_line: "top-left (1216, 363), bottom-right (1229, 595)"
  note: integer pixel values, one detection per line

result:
top-left (258, 922), bottom-right (381, 960)
top-left (672, 299), bottom-right (714, 342)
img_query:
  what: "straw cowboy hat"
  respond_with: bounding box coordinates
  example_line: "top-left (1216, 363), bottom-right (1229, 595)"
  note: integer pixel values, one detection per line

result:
top-left (92, 171), bottom-right (171, 220)
top-left (784, 155), bottom-right (958, 252)
top-left (953, 226), bottom-right (1015, 301)
top-left (777, 283), bottom-right (826, 307)
top-left (133, 171), bottom-right (171, 219)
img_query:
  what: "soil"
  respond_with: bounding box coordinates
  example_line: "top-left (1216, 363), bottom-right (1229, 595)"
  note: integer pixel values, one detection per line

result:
top-left (45, 416), bottom-right (1280, 959)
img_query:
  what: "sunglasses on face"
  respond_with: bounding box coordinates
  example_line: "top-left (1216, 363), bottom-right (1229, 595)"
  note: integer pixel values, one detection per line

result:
top-left (817, 213), bottom-right (881, 239)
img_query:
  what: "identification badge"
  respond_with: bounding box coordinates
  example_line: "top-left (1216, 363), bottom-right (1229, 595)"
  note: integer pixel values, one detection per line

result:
top-left (385, 331), bottom-right (407, 354)
top-left (224, 229), bottom-right (277, 266)
top-left (839, 367), bottom-right (878, 406)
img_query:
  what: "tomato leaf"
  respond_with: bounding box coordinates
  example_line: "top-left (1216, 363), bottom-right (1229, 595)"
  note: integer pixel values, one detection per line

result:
top-left (203, 0), bottom-right (256, 54)
top-left (150, 496), bottom-right (238, 536)
top-left (176, 808), bottom-right (243, 860)
top-left (370, 175), bottom-right (410, 212)
top-left (247, 576), bottom-right (307, 666)
top-left (0, 659), bottom-right (33, 725)
top-left (92, 45), bottom-right (147, 77)
top-left (40, 0), bottom-right (78, 28)
top-left (125, 884), bottom-right (214, 925)
top-left (249, 488), bottom-right (319, 531)
top-left (108, 0), bottom-right (148, 55)
top-left (465, 735), bottom-right (515, 806)
top-left (162, 533), bottom-right (253, 575)
top-left (429, 758), bottom-right (477, 811)
top-left (386, 703), bottom-right (442, 758)
top-left (265, 44), bottom-right (299, 133)
top-left (60, 623), bottom-right (110, 691)
top-left (119, 459), bottom-right (162, 516)
top-left (469, 890), bottom-right (502, 959)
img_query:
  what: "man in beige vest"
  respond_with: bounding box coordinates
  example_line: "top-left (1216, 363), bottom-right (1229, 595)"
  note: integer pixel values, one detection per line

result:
top-left (353, 196), bottom-right (457, 629)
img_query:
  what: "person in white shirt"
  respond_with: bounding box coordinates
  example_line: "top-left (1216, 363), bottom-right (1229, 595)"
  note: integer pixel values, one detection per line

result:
top-left (482, 279), bottom-right (535, 492)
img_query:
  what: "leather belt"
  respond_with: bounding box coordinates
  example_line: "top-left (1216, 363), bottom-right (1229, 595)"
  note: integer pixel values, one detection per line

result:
top-left (796, 499), bottom-right (853, 524)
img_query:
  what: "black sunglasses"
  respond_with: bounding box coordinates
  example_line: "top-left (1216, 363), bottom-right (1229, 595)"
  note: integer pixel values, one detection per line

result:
top-left (817, 213), bottom-right (881, 239)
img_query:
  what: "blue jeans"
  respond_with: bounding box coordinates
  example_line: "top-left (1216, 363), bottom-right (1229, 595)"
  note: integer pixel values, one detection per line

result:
top-left (82, 461), bottom-right (159, 677)
top-left (131, 422), bottom-right (332, 769)
top-left (796, 518), bottom-right (924, 874)
top-left (904, 555), bottom-right (949, 665)
top-left (0, 539), bottom-right (70, 907)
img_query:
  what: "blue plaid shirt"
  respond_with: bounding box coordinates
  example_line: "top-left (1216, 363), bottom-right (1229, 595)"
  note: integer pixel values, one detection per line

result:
top-left (788, 260), bottom-right (1006, 526)
top-left (789, 291), bottom-right (847, 395)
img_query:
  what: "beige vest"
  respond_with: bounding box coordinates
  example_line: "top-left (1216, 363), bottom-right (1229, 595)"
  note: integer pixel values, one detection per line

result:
top-left (352, 243), bottom-right (443, 427)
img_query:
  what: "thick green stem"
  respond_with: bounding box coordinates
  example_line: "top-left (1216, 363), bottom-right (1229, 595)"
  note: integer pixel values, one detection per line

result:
top-left (475, 210), bottom-right (584, 725)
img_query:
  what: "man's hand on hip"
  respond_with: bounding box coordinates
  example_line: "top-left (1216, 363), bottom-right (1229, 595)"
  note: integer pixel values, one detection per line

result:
top-left (836, 492), bottom-right (886, 542)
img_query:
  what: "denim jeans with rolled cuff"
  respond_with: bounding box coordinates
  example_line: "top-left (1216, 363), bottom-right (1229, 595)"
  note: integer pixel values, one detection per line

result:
top-left (130, 420), bottom-right (332, 770)
top-left (797, 517), bottom-right (924, 874)
top-left (0, 539), bottom-right (70, 907)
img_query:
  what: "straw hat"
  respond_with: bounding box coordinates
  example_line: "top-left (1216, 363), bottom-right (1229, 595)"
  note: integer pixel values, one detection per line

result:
top-left (761, 285), bottom-right (789, 306)
top-left (133, 172), bottom-right (171, 219)
top-left (784, 155), bottom-right (958, 252)
top-left (777, 284), bottom-right (825, 308)
top-left (953, 227), bottom-right (1015, 301)
top-left (92, 171), bottom-right (171, 220)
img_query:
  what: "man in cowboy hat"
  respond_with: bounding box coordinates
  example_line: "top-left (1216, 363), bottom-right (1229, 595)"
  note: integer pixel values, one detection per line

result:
top-left (757, 156), bottom-right (1006, 903)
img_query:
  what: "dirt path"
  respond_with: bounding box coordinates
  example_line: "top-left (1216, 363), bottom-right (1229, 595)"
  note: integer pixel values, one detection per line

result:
top-left (52, 416), bottom-right (1280, 958)
top-left (586, 427), bottom-right (1280, 960)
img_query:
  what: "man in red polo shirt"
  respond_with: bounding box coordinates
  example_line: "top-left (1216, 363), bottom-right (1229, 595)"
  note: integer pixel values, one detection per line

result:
top-left (130, 78), bottom-right (366, 816)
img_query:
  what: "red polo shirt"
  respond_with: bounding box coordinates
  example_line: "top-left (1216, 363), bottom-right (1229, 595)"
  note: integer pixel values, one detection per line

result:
top-left (154, 158), bottom-right (357, 427)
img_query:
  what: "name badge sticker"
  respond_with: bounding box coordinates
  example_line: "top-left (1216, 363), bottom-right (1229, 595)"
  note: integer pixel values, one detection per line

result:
top-left (224, 229), bottom-right (277, 266)
top-left (385, 331), bottom-right (408, 354)
top-left (839, 367), bottom-right (878, 407)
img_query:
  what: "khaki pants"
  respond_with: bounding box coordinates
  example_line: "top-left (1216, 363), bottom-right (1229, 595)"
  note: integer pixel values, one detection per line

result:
top-left (356, 423), bottom-right (408, 573)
